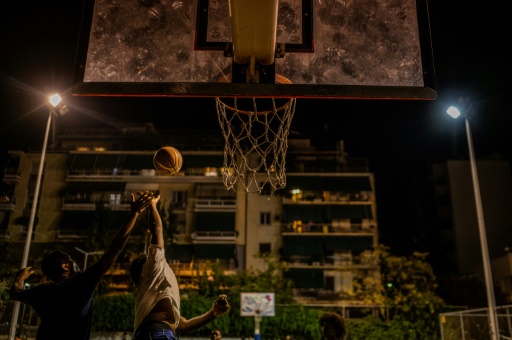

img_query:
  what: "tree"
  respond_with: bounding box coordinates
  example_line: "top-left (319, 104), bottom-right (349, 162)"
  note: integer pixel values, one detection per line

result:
top-left (350, 245), bottom-right (445, 339)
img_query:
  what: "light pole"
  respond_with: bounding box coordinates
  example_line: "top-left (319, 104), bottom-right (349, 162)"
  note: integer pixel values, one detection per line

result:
top-left (9, 94), bottom-right (68, 340)
top-left (75, 247), bottom-right (104, 270)
top-left (447, 98), bottom-right (499, 340)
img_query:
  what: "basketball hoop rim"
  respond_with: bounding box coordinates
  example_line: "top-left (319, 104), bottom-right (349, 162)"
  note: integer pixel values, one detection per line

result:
top-left (215, 97), bottom-right (296, 115)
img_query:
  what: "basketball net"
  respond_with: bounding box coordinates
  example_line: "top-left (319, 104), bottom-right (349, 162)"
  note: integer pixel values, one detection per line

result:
top-left (216, 97), bottom-right (296, 195)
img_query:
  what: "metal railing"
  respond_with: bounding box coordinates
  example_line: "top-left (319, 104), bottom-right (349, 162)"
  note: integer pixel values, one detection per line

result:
top-left (194, 198), bottom-right (236, 211)
top-left (191, 231), bottom-right (237, 243)
top-left (440, 304), bottom-right (512, 340)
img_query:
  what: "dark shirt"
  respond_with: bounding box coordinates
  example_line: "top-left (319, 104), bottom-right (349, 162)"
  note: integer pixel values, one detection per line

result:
top-left (15, 263), bottom-right (103, 340)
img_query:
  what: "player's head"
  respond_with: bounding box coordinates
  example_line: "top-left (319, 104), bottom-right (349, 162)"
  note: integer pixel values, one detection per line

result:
top-left (320, 312), bottom-right (347, 339)
top-left (210, 329), bottom-right (222, 340)
top-left (41, 250), bottom-right (80, 282)
top-left (130, 253), bottom-right (148, 285)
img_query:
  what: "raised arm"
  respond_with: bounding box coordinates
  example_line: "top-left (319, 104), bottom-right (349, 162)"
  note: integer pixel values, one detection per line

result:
top-left (148, 195), bottom-right (164, 248)
top-left (177, 295), bottom-right (230, 334)
top-left (98, 191), bottom-right (153, 274)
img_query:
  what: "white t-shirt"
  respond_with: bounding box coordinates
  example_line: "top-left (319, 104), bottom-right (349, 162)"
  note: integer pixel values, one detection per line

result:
top-left (134, 244), bottom-right (181, 332)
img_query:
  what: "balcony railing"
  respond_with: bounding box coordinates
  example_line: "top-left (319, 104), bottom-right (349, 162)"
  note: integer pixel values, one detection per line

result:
top-left (194, 198), bottom-right (236, 212)
top-left (0, 196), bottom-right (16, 211)
top-left (15, 230), bottom-right (89, 242)
top-left (61, 195), bottom-right (136, 211)
top-left (57, 230), bottom-right (89, 239)
top-left (0, 230), bottom-right (10, 242)
top-left (283, 254), bottom-right (377, 269)
top-left (66, 167), bottom-right (225, 180)
top-left (281, 223), bottom-right (376, 235)
top-left (3, 168), bottom-right (21, 184)
top-left (191, 231), bottom-right (237, 243)
top-left (282, 191), bottom-right (373, 204)
top-left (62, 197), bottom-right (96, 211)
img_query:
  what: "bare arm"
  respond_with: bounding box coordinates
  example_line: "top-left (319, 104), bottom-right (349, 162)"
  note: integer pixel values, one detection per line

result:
top-left (10, 267), bottom-right (35, 300)
top-left (98, 191), bottom-right (153, 274)
top-left (177, 295), bottom-right (230, 334)
top-left (149, 195), bottom-right (164, 248)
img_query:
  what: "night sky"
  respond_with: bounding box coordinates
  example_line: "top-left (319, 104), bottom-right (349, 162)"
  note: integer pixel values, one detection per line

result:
top-left (1, 0), bottom-right (511, 256)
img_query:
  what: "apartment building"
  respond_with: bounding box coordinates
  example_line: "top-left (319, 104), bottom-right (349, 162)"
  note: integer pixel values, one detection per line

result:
top-left (0, 125), bottom-right (379, 307)
top-left (429, 159), bottom-right (512, 303)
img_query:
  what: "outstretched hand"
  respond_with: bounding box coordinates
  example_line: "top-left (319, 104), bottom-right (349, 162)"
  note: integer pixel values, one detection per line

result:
top-left (152, 194), bottom-right (161, 206)
top-left (212, 295), bottom-right (230, 318)
top-left (131, 191), bottom-right (154, 214)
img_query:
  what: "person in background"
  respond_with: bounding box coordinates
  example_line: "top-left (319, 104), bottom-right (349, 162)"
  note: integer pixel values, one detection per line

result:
top-left (10, 191), bottom-right (154, 340)
top-left (131, 195), bottom-right (230, 340)
top-left (211, 328), bottom-right (223, 340)
top-left (320, 312), bottom-right (347, 340)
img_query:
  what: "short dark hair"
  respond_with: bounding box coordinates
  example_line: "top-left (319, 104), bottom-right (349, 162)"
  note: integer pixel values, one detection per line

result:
top-left (211, 328), bottom-right (222, 338)
top-left (130, 254), bottom-right (148, 285)
top-left (41, 250), bottom-right (73, 282)
top-left (320, 312), bottom-right (347, 339)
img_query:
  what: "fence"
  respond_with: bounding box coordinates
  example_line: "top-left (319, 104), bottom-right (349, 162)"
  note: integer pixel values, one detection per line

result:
top-left (440, 305), bottom-right (512, 340)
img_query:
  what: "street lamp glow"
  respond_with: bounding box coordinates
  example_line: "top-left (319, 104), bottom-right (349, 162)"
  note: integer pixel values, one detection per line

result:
top-left (49, 93), bottom-right (62, 107)
top-left (446, 100), bottom-right (499, 340)
top-left (446, 106), bottom-right (461, 119)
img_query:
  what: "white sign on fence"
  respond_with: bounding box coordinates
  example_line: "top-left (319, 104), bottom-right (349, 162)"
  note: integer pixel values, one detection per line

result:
top-left (240, 292), bottom-right (275, 317)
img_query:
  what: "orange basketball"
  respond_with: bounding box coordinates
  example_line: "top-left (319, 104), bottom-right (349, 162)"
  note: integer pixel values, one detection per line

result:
top-left (153, 146), bottom-right (183, 175)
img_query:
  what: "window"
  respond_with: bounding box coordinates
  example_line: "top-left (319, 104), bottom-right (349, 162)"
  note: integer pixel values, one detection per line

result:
top-left (259, 243), bottom-right (271, 255)
top-left (260, 212), bottom-right (271, 225)
top-left (109, 193), bottom-right (121, 205)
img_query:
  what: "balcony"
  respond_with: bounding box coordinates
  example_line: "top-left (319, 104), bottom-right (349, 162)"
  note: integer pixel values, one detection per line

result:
top-left (281, 222), bottom-right (375, 236)
top-left (281, 191), bottom-right (373, 204)
top-left (3, 168), bottom-right (21, 184)
top-left (283, 254), bottom-right (376, 269)
top-left (191, 231), bottom-right (237, 244)
top-left (0, 230), bottom-right (10, 242)
top-left (62, 192), bottom-right (136, 211)
top-left (0, 196), bottom-right (16, 211)
top-left (67, 168), bottom-right (158, 180)
top-left (194, 198), bottom-right (236, 212)
top-left (57, 230), bottom-right (89, 240)
top-left (62, 196), bottom-right (96, 211)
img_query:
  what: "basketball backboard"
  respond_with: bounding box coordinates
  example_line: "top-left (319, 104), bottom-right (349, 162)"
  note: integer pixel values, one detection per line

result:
top-left (72, 0), bottom-right (436, 99)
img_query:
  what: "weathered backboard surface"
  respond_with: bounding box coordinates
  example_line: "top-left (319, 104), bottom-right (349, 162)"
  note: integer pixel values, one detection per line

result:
top-left (72, 0), bottom-right (436, 99)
